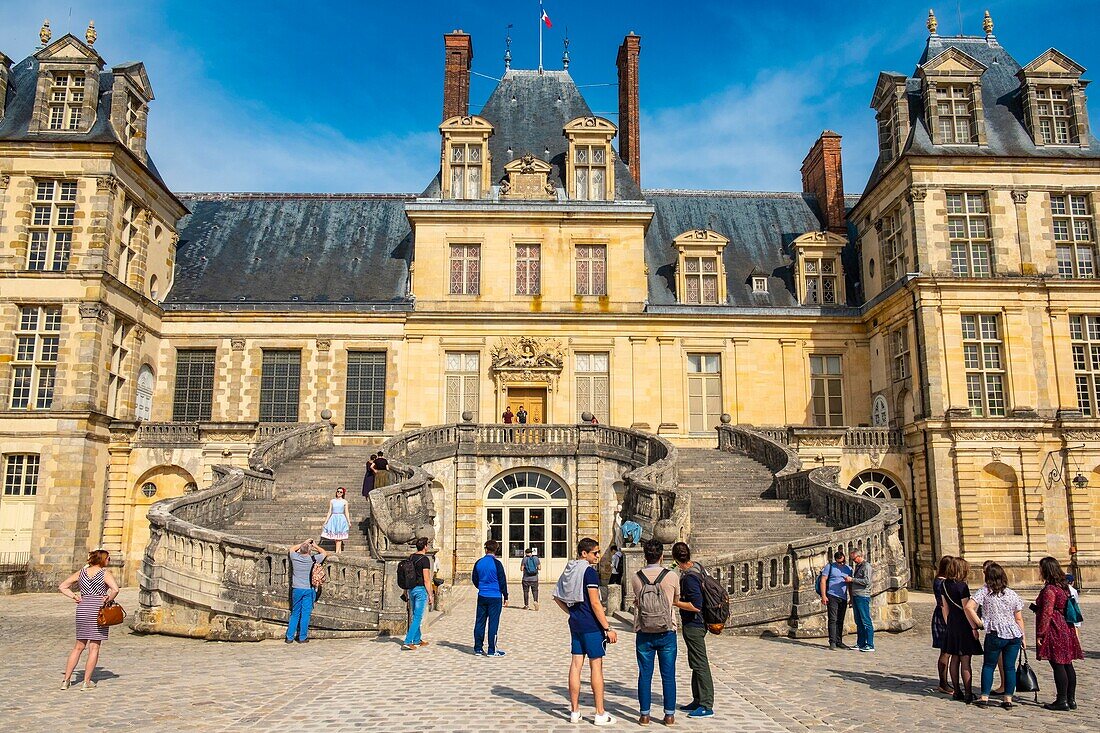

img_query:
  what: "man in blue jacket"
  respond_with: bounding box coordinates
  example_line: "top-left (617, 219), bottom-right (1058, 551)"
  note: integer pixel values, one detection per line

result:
top-left (471, 539), bottom-right (509, 657)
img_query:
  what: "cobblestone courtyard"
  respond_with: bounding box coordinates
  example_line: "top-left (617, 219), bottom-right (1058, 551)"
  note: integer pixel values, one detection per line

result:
top-left (0, 588), bottom-right (1095, 732)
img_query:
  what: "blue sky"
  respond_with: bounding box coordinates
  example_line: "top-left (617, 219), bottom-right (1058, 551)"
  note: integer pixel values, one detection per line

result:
top-left (2, 1), bottom-right (1097, 194)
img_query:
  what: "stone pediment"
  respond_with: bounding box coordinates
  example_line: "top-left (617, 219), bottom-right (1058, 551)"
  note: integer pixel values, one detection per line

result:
top-left (439, 114), bottom-right (494, 131)
top-left (919, 47), bottom-right (986, 78)
top-left (35, 33), bottom-right (104, 67)
top-left (870, 71), bottom-right (908, 110)
top-left (500, 154), bottom-right (555, 200)
top-left (113, 61), bottom-right (154, 99)
top-left (564, 116), bottom-right (617, 134)
top-left (1019, 49), bottom-right (1086, 80)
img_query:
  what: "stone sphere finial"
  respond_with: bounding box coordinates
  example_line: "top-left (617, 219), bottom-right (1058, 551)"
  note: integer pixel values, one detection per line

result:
top-left (86, 20), bottom-right (97, 46)
top-left (719, 413), bottom-right (732, 424)
top-left (580, 411), bottom-right (594, 423)
top-left (40, 19), bottom-right (52, 46)
top-left (926, 9), bottom-right (938, 35)
top-left (320, 408), bottom-right (333, 421)
top-left (982, 10), bottom-right (993, 36)
top-left (461, 410), bottom-right (474, 423)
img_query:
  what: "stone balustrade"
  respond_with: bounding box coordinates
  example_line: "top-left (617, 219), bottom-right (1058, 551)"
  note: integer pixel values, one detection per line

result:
top-left (136, 421), bottom-right (389, 640)
top-left (753, 425), bottom-right (903, 450)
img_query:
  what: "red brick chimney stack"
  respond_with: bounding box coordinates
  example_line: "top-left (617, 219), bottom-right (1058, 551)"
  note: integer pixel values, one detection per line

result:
top-left (616, 33), bottom-right (641, 186)
top-left (443, 31), bottom-right (473, 121)
top-left (801, 131), bottom-right (846, 234)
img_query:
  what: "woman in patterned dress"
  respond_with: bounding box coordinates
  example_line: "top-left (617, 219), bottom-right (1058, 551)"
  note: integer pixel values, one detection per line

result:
top-left (321, 487), bottom-right (351, 553)
top-left (1034, 556), bottom-right (1084, 711)
top-left (58, 549), bottom-right (119, 690)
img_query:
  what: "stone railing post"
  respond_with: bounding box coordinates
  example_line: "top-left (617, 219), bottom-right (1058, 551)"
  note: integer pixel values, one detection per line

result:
top-left (379, 550), bottom-right (410, 635)
top-left (620, 546), bottom-right (645, 614)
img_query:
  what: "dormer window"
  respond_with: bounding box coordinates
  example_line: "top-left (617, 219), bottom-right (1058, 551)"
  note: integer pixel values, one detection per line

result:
top-left (1018, 49), bottom-right (1090, 149)
top-left (439, 115), bottom-right (493, 200)
top-left (564, 117), bottom-right (617, 202)
top-left (752, 276), bottom-right (768, 294)
top-left (917, 47), bottom-right (988, 147)
top-left (792, 230), bottom-right (847, 307)
top-left (869, 72), bottom-right (911, 165)
top-left (48, 73), bottom-right (85, 130)
top-left (936, 85), bottom-right (975, 144)
top-left (673, 229), bottom-right (728, 305)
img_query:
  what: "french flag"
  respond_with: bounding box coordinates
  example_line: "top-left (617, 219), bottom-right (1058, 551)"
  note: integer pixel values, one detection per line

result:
top-left (541, 6), bottom-right (552, 28)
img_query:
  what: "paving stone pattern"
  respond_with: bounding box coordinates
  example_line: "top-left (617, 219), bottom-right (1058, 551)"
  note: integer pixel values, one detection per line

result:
top-left (0, 588), bottom-right (1095, 732)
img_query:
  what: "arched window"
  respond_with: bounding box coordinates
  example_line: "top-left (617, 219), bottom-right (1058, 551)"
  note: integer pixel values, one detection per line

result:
top-left (846, 470), bottom-right (902, 500)
top-left (486, 470), bottom-right (567, 500)
top-left (135, 364), bottom-right (154, 421)
top-left (871, 395), bottom-right (889, 427)
top-left (979, 462), bottom-right (1023, 536)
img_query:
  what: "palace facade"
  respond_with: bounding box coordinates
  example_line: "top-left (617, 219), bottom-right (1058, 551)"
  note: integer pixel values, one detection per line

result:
top-left (2, 13), bottom-right (1099, 591)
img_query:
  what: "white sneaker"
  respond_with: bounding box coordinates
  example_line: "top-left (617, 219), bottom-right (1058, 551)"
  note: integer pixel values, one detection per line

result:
top-left (568, 710), bottom-right (582, 724)
top-left (594, 713), bottom-right (615, 726)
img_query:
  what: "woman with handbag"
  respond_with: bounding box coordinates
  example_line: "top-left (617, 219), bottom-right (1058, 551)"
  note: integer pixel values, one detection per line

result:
top-left (940, 557), bottom-right (982, 703)
top-left (930, 555), bottom-right (954, 694)
top-left (964, 562), bottom-right (1026, 709)
top-left (58, 549), bottom-right (120, 690)
top-left (1034, 556), bottom-right (1084, 711)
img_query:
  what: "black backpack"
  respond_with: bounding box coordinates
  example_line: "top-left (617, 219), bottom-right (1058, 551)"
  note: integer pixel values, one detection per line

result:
top-left (688, 564), bottom-right (731, 632)
top-left (397, 554), bottom-right (421, 590)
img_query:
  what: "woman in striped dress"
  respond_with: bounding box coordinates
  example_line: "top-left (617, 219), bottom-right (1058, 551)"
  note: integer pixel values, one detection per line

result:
top-left (58, 549), bottom-right (119, 690)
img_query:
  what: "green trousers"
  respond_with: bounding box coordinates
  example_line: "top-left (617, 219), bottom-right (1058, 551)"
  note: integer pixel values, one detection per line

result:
top-left (682, 625), bottom-right (714, 708)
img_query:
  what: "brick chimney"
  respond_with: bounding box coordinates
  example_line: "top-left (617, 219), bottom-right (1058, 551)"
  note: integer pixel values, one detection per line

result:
top-left (443, 31), bottom-right (472, 121)
top-left (801, 131), bottom-right (846, 234)
top-left (616, 33), bottom-right (641, 186)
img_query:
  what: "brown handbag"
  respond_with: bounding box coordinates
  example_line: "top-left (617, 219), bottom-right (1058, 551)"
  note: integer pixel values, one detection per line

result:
top-left (97, 600), bottom-right (125, 626)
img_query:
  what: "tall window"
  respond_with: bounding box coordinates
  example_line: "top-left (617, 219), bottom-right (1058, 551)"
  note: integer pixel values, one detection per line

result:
top-left (1052, 194), bottom-right (1095, 278)
top-left (259, 350), bottom-right (301, 423)
top-left (686, 353), bottom-right (721, 433)
top-left (3, 455), bottom-right (40, 497)
top-left (345, 352), bottom-right (386, 431)
top-left (573, 144), bottom-right (608, 201)
top-left (449, 244), bottom-right (480, 295)
top-left (48, 73), bottom-right (85, 131)
top-left (135, 365), bottom-right (154, 421)
top-left (1036, 87), bottom-right (1074, 145)
top-left (937, 85), bottom-right (975, 143)
top-left (947, 192), bottom-right (992, 277)
top-left (124, 93), bottom-right (142, 147)
top-left (118, 198), bottom-right (140, 286)
top-left (683, 256), bottom-right (720, 305)
top-left (803, 257), bottom-right (839, 305)
top-left (880, 208), bottom-right (907, 281)
top-left (105, 319), bottom-right (130, 417)
top-left (27, 180), bottom-right (76, 272)
top-left (810, 355), bottom-right (844, 426)
top-left (576, 245), bottom-right (607, 296)
top-left (877, 104), bottom-right (898, 160)
top-left (11, 306), bottom-right (60, 410)
top-left (444, 352), bottom-right (479, 423)
top-left (515, 244), bottom-right (541, 296)
top-left (449, 143), bottom-right (484, 199)
top-left (575, 352), bottom-right (610, 424)
top-left (172, 350), bottom-right (215, 422)
top-left (962, 314), bottom-right (1006, 417)
top-left (1070, 315), bottom-right (1100, 416)
top-left (892, 326), bottom-right (911, 381)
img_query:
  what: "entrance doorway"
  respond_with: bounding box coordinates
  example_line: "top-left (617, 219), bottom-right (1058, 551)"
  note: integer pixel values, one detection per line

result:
top-left (484, 470), bottom-right (569, 581)
top-left (506, 387), bottom-right (547, 424)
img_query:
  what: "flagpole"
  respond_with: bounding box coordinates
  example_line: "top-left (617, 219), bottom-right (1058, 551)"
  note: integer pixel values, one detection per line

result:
top-left (538, 1), bottom-right (543, 72)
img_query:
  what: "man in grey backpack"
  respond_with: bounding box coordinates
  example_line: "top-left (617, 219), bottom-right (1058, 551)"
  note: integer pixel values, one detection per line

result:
top-left (630, 539), bottom-right (680, 726)
top-left (521, 547), bottom-right (541, 610)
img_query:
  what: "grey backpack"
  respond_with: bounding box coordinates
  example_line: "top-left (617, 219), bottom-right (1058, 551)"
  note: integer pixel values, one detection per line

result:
top-left (636, 569), bottom-right (675, 633)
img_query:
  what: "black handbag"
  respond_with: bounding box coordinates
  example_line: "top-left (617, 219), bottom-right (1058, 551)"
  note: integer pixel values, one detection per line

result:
top-left (1015, 645), bottom-right (1040, 702)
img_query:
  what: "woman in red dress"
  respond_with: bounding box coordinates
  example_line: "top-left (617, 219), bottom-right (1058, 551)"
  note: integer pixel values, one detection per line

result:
top-left (1034, 556), bottom-right (1083, 711)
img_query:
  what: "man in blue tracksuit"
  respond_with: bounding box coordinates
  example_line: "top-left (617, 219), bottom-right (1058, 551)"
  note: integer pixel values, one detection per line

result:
top-left (471, 539), bottom-right (509, 656)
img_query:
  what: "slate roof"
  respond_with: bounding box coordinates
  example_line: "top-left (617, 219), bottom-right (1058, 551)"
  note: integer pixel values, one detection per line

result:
top-left (422, 70), bottom-right (643, 199)
top-left (862, 35), bottom-right (1100, 193)
top-left (166, 195), bottom-right (414, 307)
top-left (0, 55), bottom-right (169, 188)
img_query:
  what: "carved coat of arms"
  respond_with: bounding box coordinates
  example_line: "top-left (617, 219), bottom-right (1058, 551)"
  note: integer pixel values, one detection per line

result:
top-left (490, 337), bottom-right (565, 387)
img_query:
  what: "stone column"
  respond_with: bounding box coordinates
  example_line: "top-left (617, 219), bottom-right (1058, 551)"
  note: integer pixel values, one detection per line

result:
top-left (1048, 307), bottom-right (1082, 418)
top-left (575, 424), bottom-right (601, 542)
top-left (71, 303), bottom-right (109, 412)
top-left (453, 421), bottom-right (480, 578)
top-left (779, 339), bottom-right (799, 424)
top-left (628, 336), bottom-right (650, 430)
top-left (656, 337), bottom-right (678, 434)
top-left (379, 550), bottom-right (410, 636)
top-left (620, 545), bottom-right (644, 614)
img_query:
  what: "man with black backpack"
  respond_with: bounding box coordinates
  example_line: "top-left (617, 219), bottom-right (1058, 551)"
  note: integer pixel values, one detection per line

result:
top-left (671, 541), bottom-right (715, 719)
top-left (399, 537), bottom-right (433, 650)
top-left (630, 539), bottom-right (680, 726)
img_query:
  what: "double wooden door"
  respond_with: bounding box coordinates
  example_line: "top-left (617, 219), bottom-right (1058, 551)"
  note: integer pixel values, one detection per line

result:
top-left (506, 387), bottom-right (547, 424)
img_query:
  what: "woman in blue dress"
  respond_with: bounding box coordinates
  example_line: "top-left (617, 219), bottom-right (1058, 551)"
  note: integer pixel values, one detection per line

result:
top-left (321, 487), bottom-right (351, 553)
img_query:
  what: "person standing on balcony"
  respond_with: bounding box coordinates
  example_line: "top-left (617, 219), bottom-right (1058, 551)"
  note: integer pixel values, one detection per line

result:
top-left (285, 540), bottom-right (327, 644)
top-left (321, 487), bottom-right (350, 553)
top-left (845, 549), bottom-right (874, 652)
top-left (502, 405), bottom-right (514, 424)
top-left (361, 454), bottom-right (377, 498)
top-left (517, 405), bottom-right (528, 424)
top-left (373, 451), bottom-right (390, 489)
top-left (471, 539), bottom-right (509, 656)
top-left (819, 550), bottom-right (852, 650)
top-left (59, 549), bottom-right (120, 690)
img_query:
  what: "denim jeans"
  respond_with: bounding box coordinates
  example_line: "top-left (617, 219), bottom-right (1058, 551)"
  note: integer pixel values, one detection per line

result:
top-left (981, 632), bottom-right (1022, 697)
top-left (474, 596), bottom-right (503, 653)
top-left (286, 587), bottom-right (316, 641)
top-left (852, 595), bottom-right (874, 649)
top-left (636, 630), bottom-right (677, 716)
top-left (404, 585), bottom-right (428, 645)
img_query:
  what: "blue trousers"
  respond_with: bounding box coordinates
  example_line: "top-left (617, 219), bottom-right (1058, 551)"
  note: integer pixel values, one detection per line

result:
top-left (404, 585), bottom-right (428, 645)
top-left (474, 595), bottom-right (503, 653)
top-left (636, 630), bottom-right (677, 716)
top-left (981, 632), bottom-right (1022, 697)
top-left (853, 595), bottom-right (874, 649)
top-left (286, 587), bottom-right (316, 641)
